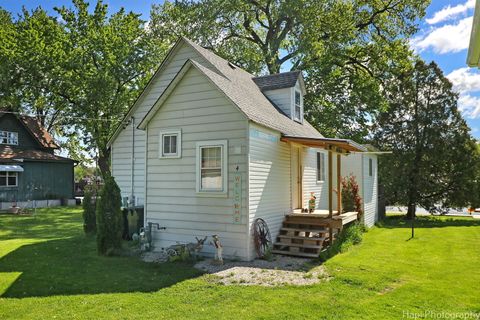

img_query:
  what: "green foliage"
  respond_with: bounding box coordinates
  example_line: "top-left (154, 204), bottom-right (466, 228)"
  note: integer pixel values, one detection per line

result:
top-left (96, 175), bottom-right (122, 255)
top-left (374, 60), bottom-right (480, 216)
top-left (0, 1), bottom-right (163, 175)
top-left (150, 0), bottom-right (428, 140)
top-left (82, 190), bottom-right (96, 234)
top-left (319, 222), bottom-right (365, 262)
top-left (74, 165), bottom-right (95, 182)
top-left (341, 175), bottom-right (363, 219)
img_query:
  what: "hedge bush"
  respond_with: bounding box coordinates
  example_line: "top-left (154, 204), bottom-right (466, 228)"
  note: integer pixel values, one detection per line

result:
top-left (318, 222), bottom-right (366, 262)
top-left (96, 176), bottom-right (123, 256)
top-left (82, 190), bottom-right (96, 234)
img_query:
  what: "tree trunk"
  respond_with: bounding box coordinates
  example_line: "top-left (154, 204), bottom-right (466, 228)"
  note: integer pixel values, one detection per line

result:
top-left (406, 203), bottom-right (416, 220)
top-left (97, 147), bottom-right (111, 178)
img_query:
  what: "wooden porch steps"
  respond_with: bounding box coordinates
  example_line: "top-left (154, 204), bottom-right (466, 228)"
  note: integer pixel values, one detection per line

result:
top-left (272, 213), bottom-right (348, 258)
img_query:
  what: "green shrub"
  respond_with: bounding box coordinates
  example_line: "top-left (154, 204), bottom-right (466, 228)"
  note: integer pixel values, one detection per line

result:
top-left (319, 222), bottom-right (366, 262)
top-left (96, 176), bottom-right (123, 256)
top-left (342, 175), bottom-right (363, 220)
top-left (82, 190), bottom-right (96, 234)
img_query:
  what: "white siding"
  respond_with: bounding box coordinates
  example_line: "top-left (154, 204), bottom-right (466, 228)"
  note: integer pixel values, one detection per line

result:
top-left (362, 155), bottom-right (378, 227)
top-left (248, 123), bottom-right (291, 259)
top-left (301, 147), bottom-right (331, 210)
top-left (111, 43), bottom-right (208, 204)
top-left (146, 66), bottom-right (250, 259)
top-left (341, 153), bottom-right (378, 227)
top-left (263, 87), bottom-right (292, 118)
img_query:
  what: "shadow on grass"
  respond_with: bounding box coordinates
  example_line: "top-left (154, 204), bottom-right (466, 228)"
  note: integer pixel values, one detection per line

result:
top-left (0, 235), bottom-right (203, 298)
top-left (376, 215), bottom-right (480, 229)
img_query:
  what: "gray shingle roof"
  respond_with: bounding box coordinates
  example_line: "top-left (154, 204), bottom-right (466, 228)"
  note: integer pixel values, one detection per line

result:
top-left (252, 71), bottom-right (302, 91)
top-left (182, 38), bottom-right (323, 139)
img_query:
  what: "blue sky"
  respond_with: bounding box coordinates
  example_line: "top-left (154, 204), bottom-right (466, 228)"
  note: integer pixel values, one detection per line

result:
top-left (1, 0), bottom-right (479, 138)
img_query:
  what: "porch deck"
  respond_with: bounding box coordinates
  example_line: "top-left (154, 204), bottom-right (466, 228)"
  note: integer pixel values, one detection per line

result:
top-left (272, 211), bottom-right (358, 258)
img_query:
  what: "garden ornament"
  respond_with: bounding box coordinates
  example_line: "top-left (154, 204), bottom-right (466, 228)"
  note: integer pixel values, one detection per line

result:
top-left (186, 236), bottom-right (207, 258)
top-left (211, 235), bottom-right (223, 264)
top-left (309, 192), bottom-right (317, 213)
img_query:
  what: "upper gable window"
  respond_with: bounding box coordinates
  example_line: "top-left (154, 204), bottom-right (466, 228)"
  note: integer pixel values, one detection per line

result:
top-left (294, 90), bottom-right (302, 121)
top-left (159, 129), bottom-right (182, 158)
top-left (0, 131), bottom-right (18, 145)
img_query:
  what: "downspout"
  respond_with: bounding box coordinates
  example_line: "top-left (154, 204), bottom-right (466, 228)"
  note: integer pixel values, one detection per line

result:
top-left (130, 116), bottom-right (135, 207)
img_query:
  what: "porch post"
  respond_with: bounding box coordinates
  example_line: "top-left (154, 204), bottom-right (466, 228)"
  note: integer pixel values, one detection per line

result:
top-left (337, 153), bottom-right (342, 215)
top-left (328, 149), bottom-right (333, 218)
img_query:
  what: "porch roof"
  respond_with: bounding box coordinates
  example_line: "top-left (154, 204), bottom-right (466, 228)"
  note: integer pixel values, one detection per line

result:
top-left (280, 136), bottom-right (367, 153)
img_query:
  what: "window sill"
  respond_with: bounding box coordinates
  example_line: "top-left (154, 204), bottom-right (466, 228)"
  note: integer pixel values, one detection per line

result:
top-left (316, 180), bottom-right (325, 185)
top-left (196, 191), bottom-right (228, 198)
top-left (158, 155), bottom-right (181, 159)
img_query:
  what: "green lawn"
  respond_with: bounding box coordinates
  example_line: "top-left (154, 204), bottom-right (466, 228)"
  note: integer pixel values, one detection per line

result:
top-left (0, 207), bottom-right (479, 319)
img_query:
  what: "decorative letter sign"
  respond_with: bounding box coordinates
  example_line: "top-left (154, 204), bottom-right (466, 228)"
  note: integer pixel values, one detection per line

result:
top-left (233, 173), bottom-right (242, 224)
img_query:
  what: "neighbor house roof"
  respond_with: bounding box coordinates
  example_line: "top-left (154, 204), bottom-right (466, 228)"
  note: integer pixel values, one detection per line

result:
top-left (0, 111), bottom-right (59, 149)
top-left (252, 71), bottom-right (302, 91)
top-left (0, 146), bottom-right (73, 162)
top-left (19, 115), bottom-right (59, 149)
top-left (138, 37), bottom-right (322, 139)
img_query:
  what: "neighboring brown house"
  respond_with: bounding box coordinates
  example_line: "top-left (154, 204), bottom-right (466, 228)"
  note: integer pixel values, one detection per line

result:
top-left (0, 112), bottom-right (75, 203)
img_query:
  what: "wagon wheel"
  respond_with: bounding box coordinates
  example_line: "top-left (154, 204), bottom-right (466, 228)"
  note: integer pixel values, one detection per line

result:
top-left (253, 218), bottom-right (272, 258)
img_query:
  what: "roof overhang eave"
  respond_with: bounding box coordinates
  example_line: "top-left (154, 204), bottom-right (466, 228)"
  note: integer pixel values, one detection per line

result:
top-left (280, 135), bottom-right (368, 153)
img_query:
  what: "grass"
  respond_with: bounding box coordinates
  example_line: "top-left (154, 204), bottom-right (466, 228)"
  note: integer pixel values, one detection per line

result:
top-left (0, 208), bottom-right (479, 319)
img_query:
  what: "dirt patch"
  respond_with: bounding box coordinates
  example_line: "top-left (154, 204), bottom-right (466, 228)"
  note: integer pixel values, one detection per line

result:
top-left (195, 255), bottom-right (328, 286)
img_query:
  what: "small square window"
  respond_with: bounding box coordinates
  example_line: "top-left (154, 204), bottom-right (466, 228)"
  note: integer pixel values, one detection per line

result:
top-left (159, 130), bottom-right (181, 158)
top-left (0, 131), bottom-right (18, 145)
top-left (0, 171), bottom-right (17, 187)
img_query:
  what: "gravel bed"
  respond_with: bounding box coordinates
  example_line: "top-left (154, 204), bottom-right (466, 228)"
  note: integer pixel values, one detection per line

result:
top-left (195, 255), bottom-right (327, 286)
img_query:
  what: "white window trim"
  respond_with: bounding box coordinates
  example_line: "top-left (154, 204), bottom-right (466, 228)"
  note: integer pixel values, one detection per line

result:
top-left (316, 151), bottom-right (326, 183)
top-left (293, 89), bottom-right (303, 123)
top-left (0, 171), bottom-right (18, 187)
top-left (0, 131), bottom-right (18, 145)
top-left (158, 129), bottom-right (182, 159)
top-left (196, 140), bottom-right (228, 196)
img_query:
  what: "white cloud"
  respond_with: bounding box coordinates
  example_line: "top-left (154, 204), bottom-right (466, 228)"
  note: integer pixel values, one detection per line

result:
top-left (458, 94), bottom-right (480, 119)
top-left (412, 17), bottom-right (472, 54)
top-left (447, 67), bottom-right (480, 93)
top-left (426, 0), bottom-right (475, 25)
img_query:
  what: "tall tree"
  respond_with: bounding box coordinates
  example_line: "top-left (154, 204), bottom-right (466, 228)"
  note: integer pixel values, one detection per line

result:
top-left (374, 60), bottom-right (480, 218)
top-left (53, 0), bottom-right (163, 175)
top-left (150, 0), bottom-right (428, 140)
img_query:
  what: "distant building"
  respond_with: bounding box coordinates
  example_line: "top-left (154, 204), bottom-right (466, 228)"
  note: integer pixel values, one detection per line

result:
top-left (0, 112), bottom-right (75, 205)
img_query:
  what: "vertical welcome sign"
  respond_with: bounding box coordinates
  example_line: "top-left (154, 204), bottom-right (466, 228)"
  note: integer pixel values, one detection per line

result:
top-left (233, 173), bottom-right (242, 224)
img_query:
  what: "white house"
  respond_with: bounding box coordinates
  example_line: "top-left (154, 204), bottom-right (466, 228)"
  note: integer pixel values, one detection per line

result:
top-left (108, 37), bottom-right (379, 260)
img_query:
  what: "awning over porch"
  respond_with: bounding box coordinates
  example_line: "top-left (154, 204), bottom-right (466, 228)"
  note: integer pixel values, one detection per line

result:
top-left (280, 136), bottom-right (367, 153)
top-left (0, 165), bottom-right (24, 172)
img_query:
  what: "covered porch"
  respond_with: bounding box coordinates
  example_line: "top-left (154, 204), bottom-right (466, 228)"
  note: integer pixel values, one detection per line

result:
top-left (272, 136), bottom-right (367, 258)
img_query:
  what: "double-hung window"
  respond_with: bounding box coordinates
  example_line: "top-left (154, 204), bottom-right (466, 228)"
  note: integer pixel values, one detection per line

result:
top-left (0, 131), bottom-right (18, 145)
top-left (159, 130), bottom-right (181, 158)
top-left (0, 172), bottom-right (18, 187)
top-left (294, 91), bottom-right (302, 121)
top-left (316, 152), bottom-right (325, 182)
top-left (196, 140), bottom-right (228, 194)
